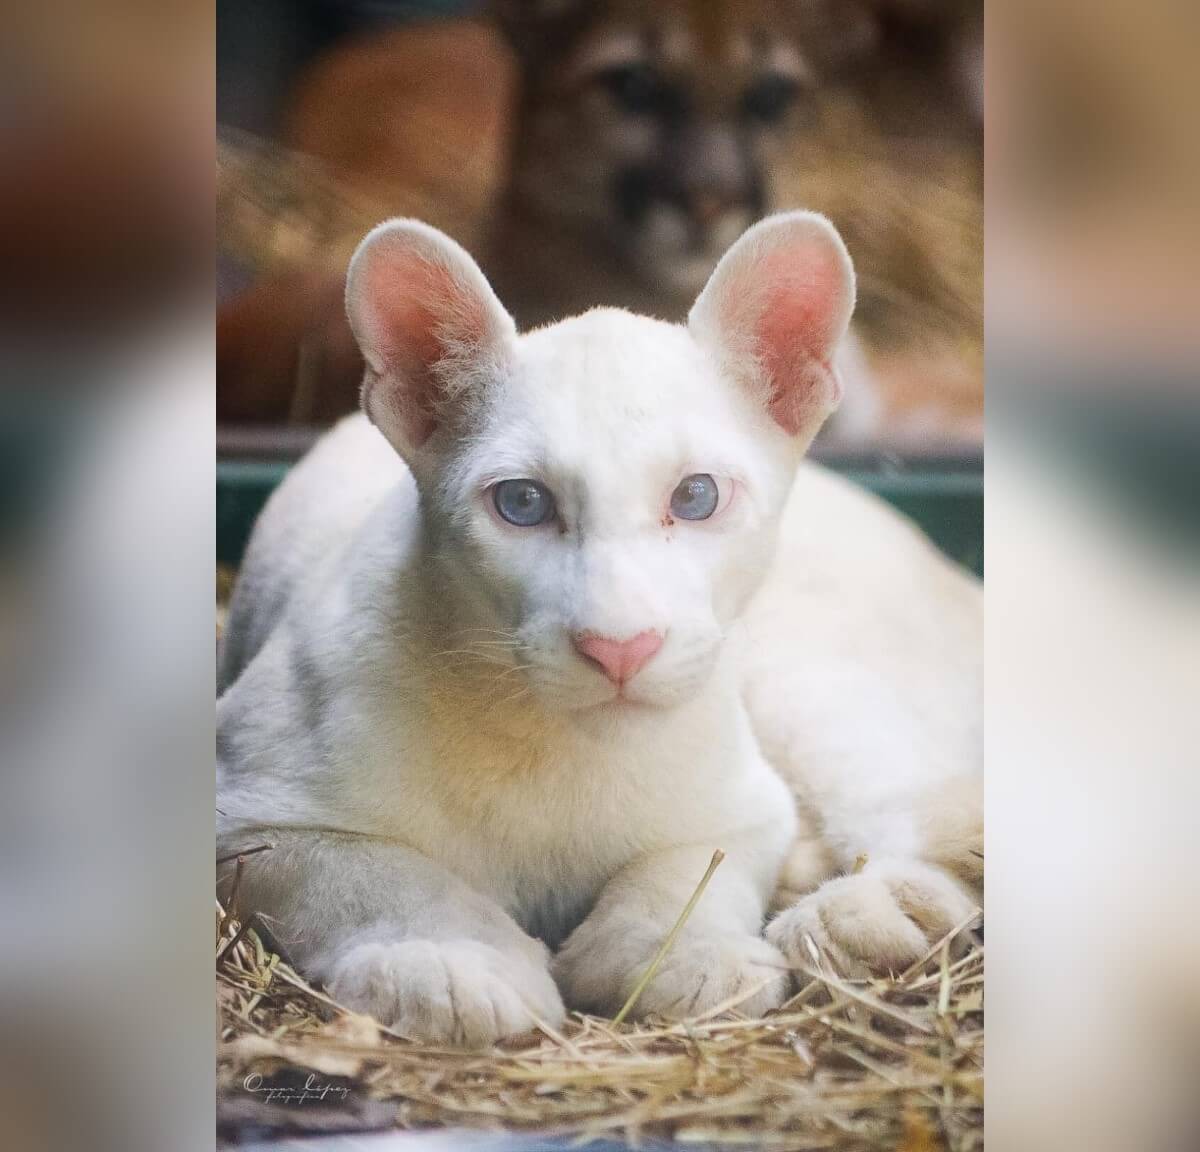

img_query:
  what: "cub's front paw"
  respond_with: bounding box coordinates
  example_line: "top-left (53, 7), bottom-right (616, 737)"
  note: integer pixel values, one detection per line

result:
top-left (766, 859), bottom-right (980, 977)
top-left (554, 925), bottom-right (789, 1022)
top-left (636, 933), bottom-right (791, 1020)
top-left (327, 938), bottom-right (565, 1046)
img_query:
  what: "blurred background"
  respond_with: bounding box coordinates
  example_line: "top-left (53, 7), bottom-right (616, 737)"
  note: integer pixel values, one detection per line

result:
top-left (216, 0), bottom-right (983, 455)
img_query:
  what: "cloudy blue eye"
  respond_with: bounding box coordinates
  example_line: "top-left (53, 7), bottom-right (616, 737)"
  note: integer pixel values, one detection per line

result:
top-left (670, 474), bottom-right (720, 521)
top-left (492, 479), bottom-right (556, 527)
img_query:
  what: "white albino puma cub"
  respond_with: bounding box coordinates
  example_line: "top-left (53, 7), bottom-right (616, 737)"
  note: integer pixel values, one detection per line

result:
top-left (217, 212), bottom-right (981, 1045)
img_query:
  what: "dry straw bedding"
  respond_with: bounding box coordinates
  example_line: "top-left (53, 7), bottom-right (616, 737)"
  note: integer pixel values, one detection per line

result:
top-left (216, 869), bottom-right (983, 1150)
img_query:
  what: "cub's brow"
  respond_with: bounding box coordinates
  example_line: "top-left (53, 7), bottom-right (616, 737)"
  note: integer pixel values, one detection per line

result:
top-left (471, 455), bottom-right (553, 488)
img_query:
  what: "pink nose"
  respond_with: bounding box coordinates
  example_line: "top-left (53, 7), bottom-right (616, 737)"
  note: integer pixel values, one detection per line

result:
top-left (573, 629), bottom-right (664, 685)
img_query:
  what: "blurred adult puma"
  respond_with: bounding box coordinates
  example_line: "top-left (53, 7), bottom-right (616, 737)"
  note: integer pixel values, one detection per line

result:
top-left (218, 1), bottom-right (980, 439)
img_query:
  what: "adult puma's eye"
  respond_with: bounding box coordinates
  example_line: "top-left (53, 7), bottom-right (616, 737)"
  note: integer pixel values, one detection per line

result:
top-left (492, 479), bottom-right (556, 527)
top-left (599, 64), bottom-right (674, 116)
top-left (669, 474), bottom-right (721, 521)
top-left (742, 73), bottom-right (799, 123)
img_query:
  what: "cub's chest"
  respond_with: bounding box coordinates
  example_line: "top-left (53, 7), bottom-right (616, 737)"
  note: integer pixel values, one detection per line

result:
top-left (360, 690), bottom-right (755, 937)
top-left (419, 763), bottom-right (649, 947)
top-left (399, 732), bottom-right (719, 925)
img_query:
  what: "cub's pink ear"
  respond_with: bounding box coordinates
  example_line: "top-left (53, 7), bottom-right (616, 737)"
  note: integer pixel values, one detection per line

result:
top-left (345, 219), bottom-right (516, 455)
top-left (688, 212), bottom-right (855, 441)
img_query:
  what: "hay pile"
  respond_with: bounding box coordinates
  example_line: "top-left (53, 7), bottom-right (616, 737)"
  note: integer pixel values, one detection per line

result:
top-left (217, 892), bottom-right (982, 1149)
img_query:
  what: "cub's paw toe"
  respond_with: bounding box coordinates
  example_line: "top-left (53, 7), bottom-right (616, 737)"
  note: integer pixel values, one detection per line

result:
top-left (766, 859), bottom-right (980, 977)
top-left (555, 925), bottom-right (788, 1022)
top-left (328, 938), bottom-right (564, 1046)
top-left (638, 933), bottom-right (791, 1020)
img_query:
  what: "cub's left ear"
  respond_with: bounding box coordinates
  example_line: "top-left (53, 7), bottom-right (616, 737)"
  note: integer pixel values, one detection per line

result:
top-left (345, 218), bottom-right (517, 459)
top-left (688, 212), bottom-right (855, 441)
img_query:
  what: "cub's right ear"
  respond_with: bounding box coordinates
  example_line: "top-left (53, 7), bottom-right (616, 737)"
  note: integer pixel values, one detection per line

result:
top-left (345, 219), bottom-right (517, 457)
top-left (689, 212), bottom-right (855, 448)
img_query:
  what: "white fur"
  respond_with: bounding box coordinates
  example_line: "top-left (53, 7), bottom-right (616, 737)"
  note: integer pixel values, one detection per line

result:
top-left (217, 214), bottom-right (981, 1043)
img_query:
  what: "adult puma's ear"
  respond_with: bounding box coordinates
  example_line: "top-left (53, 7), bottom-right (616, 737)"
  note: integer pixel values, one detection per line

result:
top-left (688, 211), bottom-right (855, 442)
top-left (345, 219), bottom-right (517, 456)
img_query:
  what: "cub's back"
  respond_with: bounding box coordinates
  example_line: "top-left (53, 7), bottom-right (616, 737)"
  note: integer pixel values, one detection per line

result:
top-left (218, 414), bottom-right (412, 691)
top-left (739, 463), bottom-right (981, 831)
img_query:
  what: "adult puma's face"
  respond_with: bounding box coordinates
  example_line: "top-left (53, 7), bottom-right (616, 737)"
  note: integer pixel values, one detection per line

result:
top-left (513, 1), bottom-right (815, 297)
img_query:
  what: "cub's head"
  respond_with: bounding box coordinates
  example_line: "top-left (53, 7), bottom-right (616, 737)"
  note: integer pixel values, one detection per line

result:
top-left (502, 0), bottom-right (874, 296)
top-left (346, 213), bottom-right (853, 712)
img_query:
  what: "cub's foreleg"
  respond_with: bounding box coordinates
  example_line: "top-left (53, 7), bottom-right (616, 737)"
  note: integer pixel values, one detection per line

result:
top-left (766, 774), bottom-right (982, 976)
top-left (218, 828), bottom-right (564, 1045)
top-left (554, 835), bottom-right (792, 1022)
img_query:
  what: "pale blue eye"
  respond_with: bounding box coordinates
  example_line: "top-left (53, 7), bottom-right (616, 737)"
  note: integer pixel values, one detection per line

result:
top-left (670, 474), bottom-right (720, 520)
top-left (493, 479), bottom-right (555, 527)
